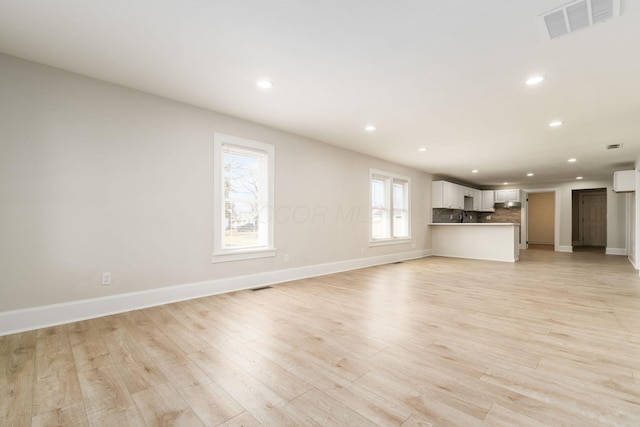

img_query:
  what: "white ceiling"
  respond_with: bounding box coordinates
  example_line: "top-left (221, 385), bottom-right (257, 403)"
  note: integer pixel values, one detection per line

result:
top-left (1, 0), bottom-right (640, 187)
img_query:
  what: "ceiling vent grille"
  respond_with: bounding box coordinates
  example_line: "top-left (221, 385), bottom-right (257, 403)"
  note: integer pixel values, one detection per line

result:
top-left (540, 0), bottom-right (621, 40)
top-left (607, 143), bottom-right (622, 150)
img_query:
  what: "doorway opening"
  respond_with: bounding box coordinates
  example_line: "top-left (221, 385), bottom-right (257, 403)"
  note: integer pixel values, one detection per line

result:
top-left (572, 188), bottom-right (607, 253)
top-left (527, 192), bottom-right (555, 251)
top-left (521, 189), bottom-right (559, 251)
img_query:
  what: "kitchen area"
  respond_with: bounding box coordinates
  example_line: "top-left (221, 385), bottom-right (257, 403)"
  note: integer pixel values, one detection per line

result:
top-left (430, 180), bottom-right (522, 262)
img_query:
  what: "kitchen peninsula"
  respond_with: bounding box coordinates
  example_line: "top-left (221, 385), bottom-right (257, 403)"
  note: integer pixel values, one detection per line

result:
top-left (430, 223), bottom-right (520, 262)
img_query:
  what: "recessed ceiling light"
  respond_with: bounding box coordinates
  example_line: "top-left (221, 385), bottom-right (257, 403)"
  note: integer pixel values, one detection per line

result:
top-left (576, 176), bottom-right (584, 180)
top-left (418, 147), bottom-right (427, 152)
top-left (256, 80), bottom-right (274, 89)
top-left (527, 173), bottom-right (534, 177)
top-left (503, 182), bottom-right (509, 185)
top-left (365, 125), bottom-right (376, 131)
top-left (472, 169), bottom-right (479, 174)
top-left (549, 120), bottom-right (563, 127)
top-left (526, 75), bottom-right (545, 85)
top-left (568, 158), bottom-right (577, 163)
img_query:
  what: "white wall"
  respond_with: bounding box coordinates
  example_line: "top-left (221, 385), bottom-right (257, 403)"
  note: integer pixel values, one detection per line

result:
top-left (0, 53), bottom-right (432, 314)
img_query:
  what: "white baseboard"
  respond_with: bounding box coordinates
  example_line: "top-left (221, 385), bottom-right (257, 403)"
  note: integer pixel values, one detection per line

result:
top-left (556, 245), bottom-right (573, 253)
top-left (0, 249), bottom-right (431, 336)
top-left (606, 247), bottom-right (627, 256)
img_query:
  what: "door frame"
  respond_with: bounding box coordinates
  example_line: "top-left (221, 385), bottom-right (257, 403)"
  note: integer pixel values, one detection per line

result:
top-left (521, 188), bottom-right (560, 251)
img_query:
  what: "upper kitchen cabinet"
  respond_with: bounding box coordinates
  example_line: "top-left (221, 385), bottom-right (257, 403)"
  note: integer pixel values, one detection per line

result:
top-left (473, 189), bottom-right (483, 211)
top-left (460, 186), bottom-right (474, 198)
top-left (495, 189), bottom-right (522, 203)
top-left (432, 180), bottom-right (464, 209)
top-left (613, 170), bottom-right (635, 192)
top-left (481, 190), bottom-right (495, 212)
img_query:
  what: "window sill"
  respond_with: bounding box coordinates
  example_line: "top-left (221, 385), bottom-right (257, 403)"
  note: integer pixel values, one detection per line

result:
top-left (211, 248), bottom-right (277, 263)
top-left (369, 238), bottom-right (412, 247)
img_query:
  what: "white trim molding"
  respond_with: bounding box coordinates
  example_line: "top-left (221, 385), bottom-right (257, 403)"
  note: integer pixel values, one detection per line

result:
top-left (606, 247), bottom-right (627, 256)
top-left (211, 248), bottom-right (276, 263)
top-left (369, 168), bottom-right (411, 243)
top-left (213, 133), bottom-right (275, 263)
top-left (368, 238), bottom-right (412, 247)
top-left (521, 188), bottom-right (561, 251)
top-left (0, 249), bottom-right (431, 336)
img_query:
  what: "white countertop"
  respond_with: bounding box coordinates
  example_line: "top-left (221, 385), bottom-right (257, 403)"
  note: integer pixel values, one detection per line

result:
top-left (429, 223), bottom-right (519, 226)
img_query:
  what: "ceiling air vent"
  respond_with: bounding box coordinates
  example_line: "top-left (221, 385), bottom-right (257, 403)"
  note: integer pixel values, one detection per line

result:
top-left (607, 143), bottom-right (622, 150)
top-left (540, 0), bottom-right (621, 40)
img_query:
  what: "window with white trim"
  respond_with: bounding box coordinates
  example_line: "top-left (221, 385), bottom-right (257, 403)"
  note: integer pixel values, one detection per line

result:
top-left (370, 169), bottom-right (410, 243)
top-left (213, 133), bottom-right (275, 262)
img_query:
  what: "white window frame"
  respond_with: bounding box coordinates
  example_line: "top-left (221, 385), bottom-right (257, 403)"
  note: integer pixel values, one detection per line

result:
top-left (213, 133), bottom-right (275, 262)
top-left (369, 168), bottom-right (411, 246)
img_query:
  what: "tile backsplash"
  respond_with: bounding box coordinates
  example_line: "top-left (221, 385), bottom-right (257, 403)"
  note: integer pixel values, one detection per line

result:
top-left (432, 209), bottom-right (478, 223)
top-left (477, 207), bottom-right (521, 223)
top-left (433, 207), bottom-right (521, 224)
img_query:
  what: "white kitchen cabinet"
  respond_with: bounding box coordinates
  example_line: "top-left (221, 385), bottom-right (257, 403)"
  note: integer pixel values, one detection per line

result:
top-left (495, 189), bottom-right (521, 203)
top-left (613, 170), bottom-right (635, 192)
top-left (432, 180), bottom-right (464, 209)
top-left (460, 186), bottom-right (474, 197)
top-left (433, 180), bottom-right (491, 211)
top-left (473, 189), bottom-right (483, 211)
top-left (481, 190), bottom-right (495, 212)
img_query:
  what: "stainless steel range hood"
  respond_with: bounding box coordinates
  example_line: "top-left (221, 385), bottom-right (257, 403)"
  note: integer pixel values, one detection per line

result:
top-left (495, 200), bottom-right (522, 209)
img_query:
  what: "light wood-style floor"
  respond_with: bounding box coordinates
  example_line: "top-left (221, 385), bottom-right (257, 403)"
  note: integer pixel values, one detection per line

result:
top-left (2, 249), bottom-right (640, 426)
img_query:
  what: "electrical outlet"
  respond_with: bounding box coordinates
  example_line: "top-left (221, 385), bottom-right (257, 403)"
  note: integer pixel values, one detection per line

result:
top-left (487, 215), bottom-right (492, 220)
top-left (284, 254), bottom-right (289, 263)
top-left (101, 272), bottom-right (111, 286)
top-left (360, 248), bottom-right (365, 254)
top-left (411, 243), bottom-right (416, 249)
top-left (450, 215), bottom-right (453, 219)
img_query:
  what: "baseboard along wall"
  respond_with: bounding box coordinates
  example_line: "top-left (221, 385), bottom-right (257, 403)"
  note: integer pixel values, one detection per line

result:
top-left (0, 249), bottom-right (431, 336)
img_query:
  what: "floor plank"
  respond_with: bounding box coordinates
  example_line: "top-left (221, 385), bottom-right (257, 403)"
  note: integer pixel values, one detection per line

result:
top-left (131, 382), bottom-right (204, 426)
top-left (189, 347), bottom-right (316, 426)
top-left (291, 388), bottom-right (378, 426)
top-left (217, 410), bottom-right (263, 427)
top-left (175, 380), bottom-right (243, 426)
top-left (76, 364), bottom-right (143, 425)
top-left (31, 402), bottom-right (89, 427)
top-left (0, 332), bottom-right (37, 427)
top-left (33, 326), bottom-right (83, 416)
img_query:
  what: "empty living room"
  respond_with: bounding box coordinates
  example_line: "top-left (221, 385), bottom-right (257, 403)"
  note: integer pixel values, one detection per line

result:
top-left (1, 1), bottom-right (640, 426)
